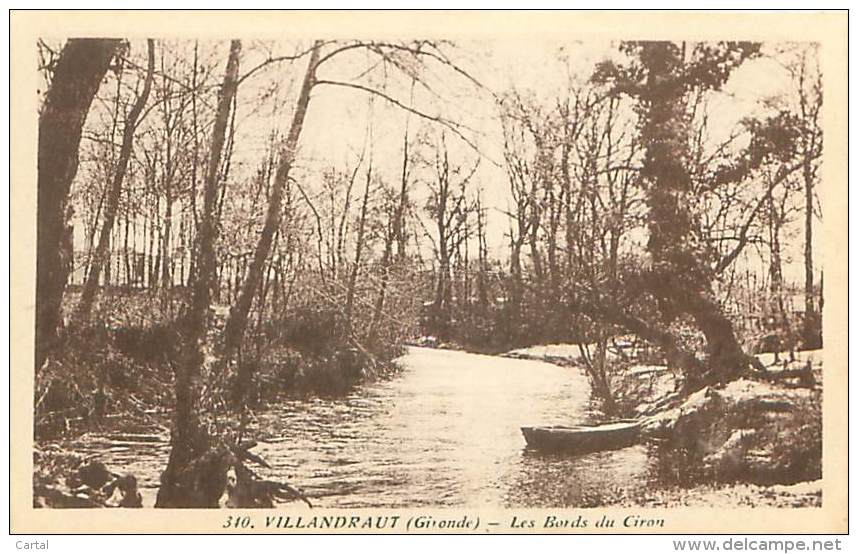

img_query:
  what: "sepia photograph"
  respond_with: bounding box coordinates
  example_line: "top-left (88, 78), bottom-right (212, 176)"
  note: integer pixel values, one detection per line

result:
top-left (9, 9), bottom-right (848, 534)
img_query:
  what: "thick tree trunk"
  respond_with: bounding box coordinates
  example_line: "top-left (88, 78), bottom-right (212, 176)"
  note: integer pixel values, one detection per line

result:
top-left (683, 291), bottom-right (759, 386)
top-left (583, 296), bottom-right (706, 379)
top-left (637, 42), bottom-right (751, 388)
top-left (36, 38), bottom-right (122, 370)
top-left (156, 40), bottom-right (242, 508)
top-left (73, 40), bottom-right (154, 327)
top-left (225, 41), bottom-right (322, 398)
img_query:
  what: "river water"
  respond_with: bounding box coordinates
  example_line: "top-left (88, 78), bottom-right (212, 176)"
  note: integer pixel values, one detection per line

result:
top-left (62, 347), bottom-right (657, 507)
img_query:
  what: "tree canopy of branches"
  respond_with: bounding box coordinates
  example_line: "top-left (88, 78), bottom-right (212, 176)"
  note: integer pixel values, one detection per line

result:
top-left (586, 41), bottom-right (772, 389)
top-left (36, 36), bottom-right (823, 500)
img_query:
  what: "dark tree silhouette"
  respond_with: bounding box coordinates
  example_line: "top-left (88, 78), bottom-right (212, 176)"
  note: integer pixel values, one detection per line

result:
top-left (225, 41), bottom-right (322, 402)
top-left (36, 38), bottom-right (122, 370)
top-left (156, 40), bottom-right (242, 508)
top-left (595, 41), bottom-right (765, 388)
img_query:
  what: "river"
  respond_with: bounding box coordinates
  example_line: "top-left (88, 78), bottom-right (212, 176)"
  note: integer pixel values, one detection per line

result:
top-left (62, 346), bottom-right (658, 507)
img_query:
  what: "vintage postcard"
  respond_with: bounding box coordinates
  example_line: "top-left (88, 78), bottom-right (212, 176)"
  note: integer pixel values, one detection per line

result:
top-left (10, 10), bottom-right (848, 534)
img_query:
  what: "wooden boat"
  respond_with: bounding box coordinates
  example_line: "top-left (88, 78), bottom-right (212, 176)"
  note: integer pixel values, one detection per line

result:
top-left (521, 420), bottom-right (642, 454)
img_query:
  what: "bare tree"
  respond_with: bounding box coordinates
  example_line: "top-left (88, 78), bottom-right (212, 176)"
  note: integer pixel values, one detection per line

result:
top-left (156, 40), bottom-right (242, 508)
top-left (421, 136), bottom-right (478, 339)
top-left (793, 46), bottom-right (823, 349)
top-left (369, 117), bottom-right (414, 343)
top-left (224, 39), bottom-right (482, 378)
top-left (592, 41), bottom-right (770, 389)
top-left (73, 39), bottom-right (155, 326)
top-left (344, 159), bottom-right (374, 332)
top-left (224, 41), bottom-right (322, 392)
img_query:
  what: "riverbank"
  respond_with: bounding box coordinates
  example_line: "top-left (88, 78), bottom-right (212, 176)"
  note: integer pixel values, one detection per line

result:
top-left (616, 479), bottom-right (822, 508)
top-left (36, 347), bottom-right (602, 508)
top-left (503, 342), bottom-right (682, 417)
top-left (503, 343), bottom-right (824, 508)
top-left (36, 285), bottom-right (413, 442)
top-left (35, 344), bottom-right (824, 509)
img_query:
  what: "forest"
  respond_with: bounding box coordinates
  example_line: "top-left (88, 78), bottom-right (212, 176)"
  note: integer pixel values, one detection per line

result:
top-left (34, 38), bottom-right (822, 508)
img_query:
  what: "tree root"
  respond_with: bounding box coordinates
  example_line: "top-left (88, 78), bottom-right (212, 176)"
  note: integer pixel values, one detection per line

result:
top-left (156, 439), bottom-right (313, 509)
top-left (751, 359), bottom-right (816, 388)
top-left (34, 459), bottom-right (142, 508)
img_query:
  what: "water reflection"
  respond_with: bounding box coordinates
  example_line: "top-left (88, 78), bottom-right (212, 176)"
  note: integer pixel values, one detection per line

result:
top-left (59, 346), bottom-right (657, 507)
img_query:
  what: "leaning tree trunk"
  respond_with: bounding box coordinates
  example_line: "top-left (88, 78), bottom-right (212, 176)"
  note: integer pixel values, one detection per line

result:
top-left (224, 41), bottom-right (321, 390)
top-left (156, 40), bottom-right (242, 508)
top-left (637, 42), bottom-right (751, 389)
top-left (73, 39), bottom-right (154, 327)
top-left (36, 38), bottom-right (122, 370)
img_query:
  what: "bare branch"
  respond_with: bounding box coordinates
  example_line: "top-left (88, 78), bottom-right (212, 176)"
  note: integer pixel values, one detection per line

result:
top-left (313, 79), bottom-right (482, 154)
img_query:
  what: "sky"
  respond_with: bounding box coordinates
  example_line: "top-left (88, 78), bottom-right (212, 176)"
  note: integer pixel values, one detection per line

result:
top-left (274, 39), bottom-right (814, 284)
top-left (66, 38), bottom-right (820, 287)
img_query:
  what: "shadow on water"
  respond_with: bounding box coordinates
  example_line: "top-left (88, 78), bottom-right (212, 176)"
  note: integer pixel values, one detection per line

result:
top-left (50, 346), bottom-right (659, 508)
top-left (504, 445), bottom-right (658, 507)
